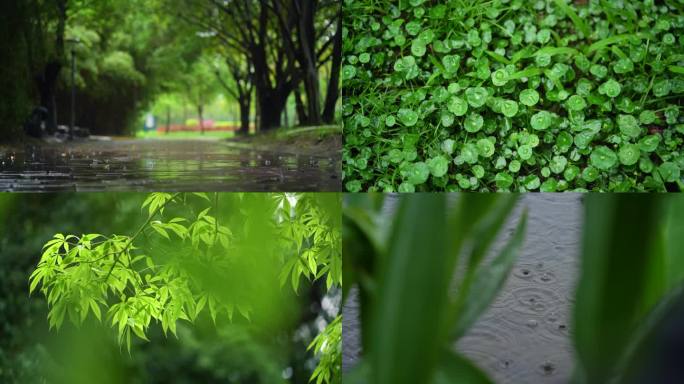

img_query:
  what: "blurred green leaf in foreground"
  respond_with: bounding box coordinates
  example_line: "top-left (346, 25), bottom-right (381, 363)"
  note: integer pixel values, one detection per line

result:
top-left (343, 194), bottom-right (526, 384)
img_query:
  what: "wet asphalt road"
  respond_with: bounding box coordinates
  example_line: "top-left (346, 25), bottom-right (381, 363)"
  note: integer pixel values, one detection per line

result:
top-left (0, 139), bottom-right (341, 192)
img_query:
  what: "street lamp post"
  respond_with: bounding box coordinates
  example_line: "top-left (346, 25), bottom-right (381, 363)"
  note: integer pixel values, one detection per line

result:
top-left (66, 38), bottom-right (80, 140)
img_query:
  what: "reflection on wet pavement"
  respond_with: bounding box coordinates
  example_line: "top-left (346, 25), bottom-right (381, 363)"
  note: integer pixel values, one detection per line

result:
top-left (0, 139), bottom-right (341, 192)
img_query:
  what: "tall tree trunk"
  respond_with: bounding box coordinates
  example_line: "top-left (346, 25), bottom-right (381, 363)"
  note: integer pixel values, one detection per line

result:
top-left (197, 103), bottom-right (204, 134)
top-left (322, 10), bottom-right (342, 124)
top-left (257, 91), bottom-right (287, 131)
top-left (254, 95), bottom-right (260, 133)
top-left (283, 95), bottom-right (289, 128)
top-left (238, 93), bottom-right (250, 135)
top-left (297, 0), bottom-right (322, 125)
top-left (37, 61), bottom-right (61, 134)
top-left (253, 52), bottom-right (290, 131)
top-left (294, 87), bottom-right (307, 125)
top-left (36, 0), bottom-right (68, 135)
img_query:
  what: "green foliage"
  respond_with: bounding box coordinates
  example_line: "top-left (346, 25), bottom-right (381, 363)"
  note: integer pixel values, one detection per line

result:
top-left (343, 194), bottom-right (527, 383)
top-left (29, 193), bottom-right (341, 383)
top-left (308, 315), bottom-right (342, 384)
top-left (343, 0), bottom-right (684, 191)
top-left (573, 195), bottom-right (684, 383)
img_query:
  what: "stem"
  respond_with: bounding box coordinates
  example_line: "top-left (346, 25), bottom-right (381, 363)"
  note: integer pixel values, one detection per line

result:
top-left (212, 192), bottom-right (220, 247)
top-left (103, 193), bottom-right (181, 283)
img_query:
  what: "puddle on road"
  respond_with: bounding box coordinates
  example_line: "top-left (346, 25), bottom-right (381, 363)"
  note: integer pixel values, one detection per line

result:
top-left (0, 139), bottom-right (341, 192)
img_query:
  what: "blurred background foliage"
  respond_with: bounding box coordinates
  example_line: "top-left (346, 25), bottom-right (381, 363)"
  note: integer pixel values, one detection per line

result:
top-left (0, 193), bottom-right (340, 384)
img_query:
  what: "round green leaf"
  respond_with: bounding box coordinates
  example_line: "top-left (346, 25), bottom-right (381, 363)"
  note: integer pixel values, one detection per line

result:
top-left (537, 29), bottom-right (551, 44)
top-left (519, 89), bottom-right (540, 106)
top-left (509, 159), bottom-right (521, 173)
top-left (441, 139), bottom-right (456, 155)
top-left (590, 146), bottom-right (618, 170)
top-left (639, 110), bottom-right (657, 124)
top-left (638, 135), bottom-right (660, 152)
top-left (359, 53), bottom-right (371, 64)
top-left (405, 21), bottom-right (421, 35)
top-left (530, 111), bottom-right (552, 130)
top-left (394, 56), bottom-right (416, 73)
top-left (582, 166), bottom-right (600, 182)
top-left (540, 179), bottom-right (558, 192)
top-left (464, 112), bottom-right (484, 132)
top-left (407, 162), bottom-right (430, 184)
top-left (385, 115), bottom-right (396, 127)
top-left (564, 165), bottom-right (580, 181)
top-left (556, 131), bottom-right (573, 152)
top-left (472, 164), bottom-right (485, 179)
top-left (427, 156), bottom-right (449, 177)
top-left (447, 96), bottom-right (468, 116)
top-left (524, 175), bottom-right (540, 190)
top-left (501, 100), bottom-right (519, 117)
top-left (411, 40), bottom-right (426, 56)
top-left (574, 131), bottom-right (594, 149)
top-left (477, 138), bottom-right (495, 158)
top-left (567, 95), bottom-right (587, 111)
top-left (658, 162), bottom-right (680, 182)
top-left (613, 58), bottom-right (634, 74)
top-left (491, 69), bottom-right (509, 86)
top-left (398, 182), bottom-right (415, 193)
top-left (599, 79), bottom-right (622, 98)
top-left (617, 114), bottom-right (640, 138)
top-left (442, 55), bottom-right (461, 73)
top-left (653, 79), bottom-right (671, 97)
top-left (495, 172), bottom-right (514, 188)
top-left (590, 64), bottom-right (608, 78)
top-left (518, 144), bottom-right (533, 160)
top-left (397, 108), bottom-right (419, 126)
top-left (460, 143), bottom-right (479, 164)
top-left (550, 155), bottom-right (567, 174)
top-left (535, 53), bottom-right (551, 67)
top-left (640, 157), bottom-right (654, 173)
top-left (618, 144), bottom-right (640, 165)
top-left (387, 149), bottom-right (403, 163)
top-left (465, 87), bottom-right (488, 108)
top-left (342, 65), bottom-right (356, 80)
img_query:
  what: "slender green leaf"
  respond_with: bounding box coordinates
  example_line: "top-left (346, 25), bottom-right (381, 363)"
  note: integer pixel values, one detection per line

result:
top-left (553, 0), bottom-right (590, 37)
top-left (574, 195), bottom-right (663, 383)
top-left (372, 195), bottom-right (449, 384)
top-left (451, 211), bottom-right (527, 339)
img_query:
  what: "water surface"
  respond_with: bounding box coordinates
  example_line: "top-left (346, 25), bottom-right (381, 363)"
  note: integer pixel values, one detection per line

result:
top-left (0, 139), bottom-right (341, 192)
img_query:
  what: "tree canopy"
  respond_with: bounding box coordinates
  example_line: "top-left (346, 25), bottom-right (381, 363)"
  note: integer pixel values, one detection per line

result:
top-left (0, 0), bottom-right (341, 140)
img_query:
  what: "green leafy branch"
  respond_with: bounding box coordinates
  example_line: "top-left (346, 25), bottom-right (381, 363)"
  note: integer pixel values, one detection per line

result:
top-left (29, 192), bottom-right (342, 384)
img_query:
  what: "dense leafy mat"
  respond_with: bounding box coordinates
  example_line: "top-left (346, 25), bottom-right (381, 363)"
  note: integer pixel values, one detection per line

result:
top-left (342, 0), bottom-right (684, 192)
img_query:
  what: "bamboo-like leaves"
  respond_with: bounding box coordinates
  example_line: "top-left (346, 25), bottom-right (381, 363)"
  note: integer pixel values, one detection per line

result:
top-left (573, 195), bottom-right (663, 383)
top-left (371, 194), bottom-right (449, 384)
top-left (573, 195), bottom-right (684, 383)
top-left (344, 194), bottom-right (525, 384)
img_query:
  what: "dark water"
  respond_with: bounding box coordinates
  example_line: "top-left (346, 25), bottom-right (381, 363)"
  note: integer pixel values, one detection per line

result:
top-left (342, 194), bottom-right (583, 384)
top-left (0, 139), bottom-right (341, 192)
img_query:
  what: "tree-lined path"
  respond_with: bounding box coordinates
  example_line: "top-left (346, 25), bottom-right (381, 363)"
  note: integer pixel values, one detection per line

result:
top-left (0, 0), bottom-right (342, 191)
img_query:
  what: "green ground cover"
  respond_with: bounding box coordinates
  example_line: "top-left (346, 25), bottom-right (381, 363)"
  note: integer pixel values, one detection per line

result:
top-left (343, 0), bottom-right (684, 192)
